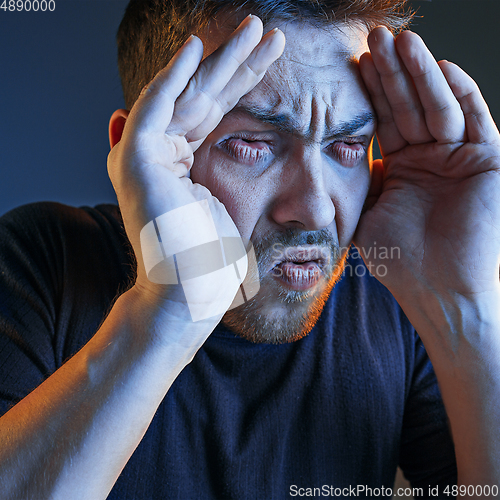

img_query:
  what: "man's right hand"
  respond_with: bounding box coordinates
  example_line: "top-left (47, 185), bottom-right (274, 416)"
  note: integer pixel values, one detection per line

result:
top-left (107, 15), bottom-right (285, 326)
top-left (0, 16), bottom-right (285, 500)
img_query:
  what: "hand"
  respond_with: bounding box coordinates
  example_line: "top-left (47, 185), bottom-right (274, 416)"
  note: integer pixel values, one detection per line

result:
top-left (354, 29), bottom-right (500, 486)
top-left (107, 15), bottom-right (285, 323)
top-left (356, 27), bottom-right (500, 309)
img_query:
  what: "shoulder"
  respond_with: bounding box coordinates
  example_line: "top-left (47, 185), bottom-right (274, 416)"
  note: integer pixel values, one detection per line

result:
top-left (1, 201), bottom-right (123, 236)
top-left (0, 201), bottom-right (135, 296)
top-left (0, 201), bottom-right (135, 362)
top-left (0, 201), bottom-right (128, 254)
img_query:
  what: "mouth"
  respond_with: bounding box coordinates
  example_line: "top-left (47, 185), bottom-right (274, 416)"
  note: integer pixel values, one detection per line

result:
top-left (270, 246), bottom-right (329, 291)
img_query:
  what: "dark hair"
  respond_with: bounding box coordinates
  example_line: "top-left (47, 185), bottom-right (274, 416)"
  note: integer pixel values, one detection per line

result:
top-left (117, 0), bottom-right (414, 109)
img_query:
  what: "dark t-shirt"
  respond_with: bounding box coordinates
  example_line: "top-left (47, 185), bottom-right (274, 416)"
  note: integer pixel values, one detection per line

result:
top-left (0, 202), bottom-right (456, 499)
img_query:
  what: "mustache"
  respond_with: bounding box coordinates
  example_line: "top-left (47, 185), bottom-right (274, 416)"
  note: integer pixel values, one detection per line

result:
top-left (255, 228), bottom-right (336, 250)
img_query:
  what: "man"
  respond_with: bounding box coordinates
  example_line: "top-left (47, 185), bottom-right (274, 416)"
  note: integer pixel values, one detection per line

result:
top-left (0, 0), bottom-right (499, 498)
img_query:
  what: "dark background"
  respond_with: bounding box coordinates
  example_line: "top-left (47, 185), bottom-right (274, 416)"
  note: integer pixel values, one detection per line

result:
top-left (0, 0), bottom-right (498, 216)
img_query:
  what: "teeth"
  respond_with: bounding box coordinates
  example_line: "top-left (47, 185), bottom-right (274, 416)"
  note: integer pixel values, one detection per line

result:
top-left (287, 265), bottom-right (318, 281)
top-left (271, 261), bottom-right (321, 282)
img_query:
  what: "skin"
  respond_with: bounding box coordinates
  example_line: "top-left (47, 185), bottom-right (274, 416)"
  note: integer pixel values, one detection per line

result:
top-left (0, 12), bottom-right (498, 499)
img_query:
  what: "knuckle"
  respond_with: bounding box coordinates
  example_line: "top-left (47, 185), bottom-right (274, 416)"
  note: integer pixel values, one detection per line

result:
top-left (411, 64), bottom-right (432, 80)
top-left (390, 99), bottom-right (420, 114)
top-left (213, 96), bottom-right (229, 115)
top-left (226, 50), bottom-right (246, 68)
top-left (427, 101), bottom-right (454, 114)
top-left (240, 60), bottom-right (262, 80)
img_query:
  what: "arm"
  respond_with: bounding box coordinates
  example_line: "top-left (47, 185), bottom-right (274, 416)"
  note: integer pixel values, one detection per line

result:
top-left (0, 16), bottom-right (285, 499)
top-left (357, 27), bottom-right (500, 487)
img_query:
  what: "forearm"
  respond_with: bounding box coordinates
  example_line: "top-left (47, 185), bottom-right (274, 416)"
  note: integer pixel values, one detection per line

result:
top-left (0, 285), bottom-right (214, 500)
top-left (399, 290), bottom-right (500, 487)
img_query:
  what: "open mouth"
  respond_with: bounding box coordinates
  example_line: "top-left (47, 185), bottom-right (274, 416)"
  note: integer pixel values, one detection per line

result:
top-left (270, 247), bottom-right (328, 291)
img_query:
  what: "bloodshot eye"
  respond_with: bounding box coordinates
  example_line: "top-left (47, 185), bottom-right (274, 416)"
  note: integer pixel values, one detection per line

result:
top-left (220, 137), bottom-right (272, 165)
top-left (329, 140), bottom-right (367, 167)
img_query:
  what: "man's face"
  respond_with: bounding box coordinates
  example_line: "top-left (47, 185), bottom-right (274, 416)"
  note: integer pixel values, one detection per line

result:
top-left (191, 20), bottom-right (375, 343)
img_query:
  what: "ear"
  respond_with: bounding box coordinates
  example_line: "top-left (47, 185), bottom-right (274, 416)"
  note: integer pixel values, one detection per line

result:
top-left (108, 109), bottom-right (130, 149)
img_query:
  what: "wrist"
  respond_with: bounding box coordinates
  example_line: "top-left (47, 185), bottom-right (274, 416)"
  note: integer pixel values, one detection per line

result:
top-left (396, 287), bottom-right (500, 365)
top-left (113, 283), bottom-right (221, 363)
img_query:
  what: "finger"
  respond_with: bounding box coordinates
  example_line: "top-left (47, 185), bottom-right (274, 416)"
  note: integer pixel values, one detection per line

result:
top-left (213, 27), bottom-right (285, 111)
top-left (439, 60), bottom-right (500, 145)
top-left (127, 35), bottom-right (204, 134)
top-left (395, 31), bottom-right (466, 143)
top-left (359, 52), bottom-right (407, 156)
top-left (168, 14), bottom-right (265, 134)
top-left (187, 27), bottom-right (286, 142)
top-left (368, 26), bottom-right (434, 145)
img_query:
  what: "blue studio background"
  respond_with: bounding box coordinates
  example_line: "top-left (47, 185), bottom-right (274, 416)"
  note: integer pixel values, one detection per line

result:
top-left (0, 0), bottom-right (499, 216)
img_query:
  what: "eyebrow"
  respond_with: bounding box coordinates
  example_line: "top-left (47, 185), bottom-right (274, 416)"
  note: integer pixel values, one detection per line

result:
top-left (230, 103), bottom-right (376, 141)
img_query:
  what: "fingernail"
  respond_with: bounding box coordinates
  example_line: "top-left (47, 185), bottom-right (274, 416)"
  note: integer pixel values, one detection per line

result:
top-left (265, 27), bottom-right (279, 36)
top-left (239, 13), bottom-right (253, 27)
top-left (261, 27), bottom-right (278, 41)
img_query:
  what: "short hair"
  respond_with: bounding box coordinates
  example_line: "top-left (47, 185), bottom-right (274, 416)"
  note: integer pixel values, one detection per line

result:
top-left (117, 0), bottom-right (414, 109)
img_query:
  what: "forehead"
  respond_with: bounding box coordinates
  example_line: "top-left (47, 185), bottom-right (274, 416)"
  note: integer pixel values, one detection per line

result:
top-left (252, 25), bottom-right (372, 142)
top-left (274, 21), bottom-right (369, 66)
top-left (198, 17), bottom-right (373, 140)
top-left (204, 20), bottom-right (372, 133)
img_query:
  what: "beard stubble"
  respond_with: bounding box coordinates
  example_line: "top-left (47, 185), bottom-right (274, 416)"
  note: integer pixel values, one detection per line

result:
top-left (222, 228), bottom-right (348, 344)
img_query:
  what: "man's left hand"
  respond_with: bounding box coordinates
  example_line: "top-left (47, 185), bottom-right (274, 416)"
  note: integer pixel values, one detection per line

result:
top-left (356, 26), bottom-right (500, 315)
top-left (356, 26), bottom-right (500, 484)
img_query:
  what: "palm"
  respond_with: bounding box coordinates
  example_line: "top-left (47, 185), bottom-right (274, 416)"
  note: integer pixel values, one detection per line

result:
top-left (107, 17), bottom-right (285, 290)
top-left (358, 142), bottom-right (500, 296)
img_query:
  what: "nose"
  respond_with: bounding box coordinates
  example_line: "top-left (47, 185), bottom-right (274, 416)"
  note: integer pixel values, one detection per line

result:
top-left (270, 147), bottom-right (335, 231)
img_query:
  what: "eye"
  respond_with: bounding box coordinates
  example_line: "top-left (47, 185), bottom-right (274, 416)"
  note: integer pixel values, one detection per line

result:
top-left (219, 136), bottom-right (273, 165)
top-left (327, 139), bottom-right (367, 167)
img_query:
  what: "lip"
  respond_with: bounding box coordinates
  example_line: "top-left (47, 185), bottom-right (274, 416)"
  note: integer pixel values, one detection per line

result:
top-left (269, 246), bottom-right (328, 269)
top-left (269, 246), bottom-right (329, 291)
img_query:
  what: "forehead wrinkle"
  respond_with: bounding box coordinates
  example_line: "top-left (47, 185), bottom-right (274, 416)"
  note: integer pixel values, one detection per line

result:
top-left (230, 101), bottom-right (375, 143)
top-left (279, 52), bottom-right (352, 69)
top-left (239, 75), bottom-right (329, 142)
top-left (231, 101), bottom-right (310, 138)
top-left (270, 59), bottom-right (345, 86)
